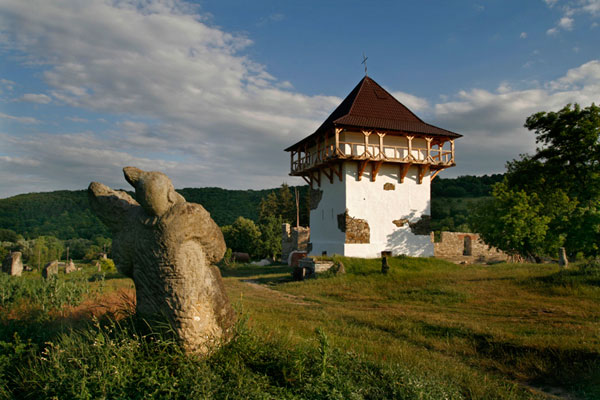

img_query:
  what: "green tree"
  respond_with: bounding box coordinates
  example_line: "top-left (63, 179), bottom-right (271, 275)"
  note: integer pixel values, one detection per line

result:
top-left (258, 215), bottom-right (283, 260)
top-left (470, 103), bottom-right (600, 259)
top-left (278, 183), bottom-right (295, 224)
top-left (221, 217), bottom-right (261, 258)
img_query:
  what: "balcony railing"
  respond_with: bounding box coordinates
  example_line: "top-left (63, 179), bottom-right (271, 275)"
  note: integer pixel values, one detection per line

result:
top-left (291, 139), bottom-right (454, 174)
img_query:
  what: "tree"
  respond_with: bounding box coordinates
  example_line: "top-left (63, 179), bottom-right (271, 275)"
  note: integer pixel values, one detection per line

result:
top-left (258, 215), bottom-right (283, 260)
top-left (221, 217), bottom-right (261, 258)
top-left (470, 103), bottom-right (600, 259)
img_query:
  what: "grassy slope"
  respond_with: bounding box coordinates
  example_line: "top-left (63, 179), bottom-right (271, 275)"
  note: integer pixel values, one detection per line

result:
top-left (223, 258), bottom-right (600, 399)
top-left (2, 257), bottom-right (598, 398)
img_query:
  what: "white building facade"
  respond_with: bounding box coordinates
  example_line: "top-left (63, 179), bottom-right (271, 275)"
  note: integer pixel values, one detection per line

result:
top-left (286, 76), bottom-right (461, 258)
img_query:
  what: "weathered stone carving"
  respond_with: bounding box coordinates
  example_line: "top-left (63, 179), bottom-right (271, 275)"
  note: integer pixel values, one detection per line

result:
top-left (88, 167), bottom-right (235, 354)
top-left (42, 260), bottom-right (59, 279)
top-left (65, 260), bottom-right (77, 274)
top-left (558, 247), bottom-right (568, 268)
top-left (2, 252), bottom-right (23, 276)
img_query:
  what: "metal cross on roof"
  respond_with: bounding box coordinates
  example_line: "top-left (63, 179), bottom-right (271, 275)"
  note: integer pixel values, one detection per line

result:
top-left (362, 53), bottom-right (368, 76)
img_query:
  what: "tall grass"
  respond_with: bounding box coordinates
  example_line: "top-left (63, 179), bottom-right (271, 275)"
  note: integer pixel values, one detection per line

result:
top-left (0, 314), bottom-right (464, 399)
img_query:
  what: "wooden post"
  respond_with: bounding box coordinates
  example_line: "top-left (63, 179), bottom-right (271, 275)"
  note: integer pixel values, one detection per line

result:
top-left (377, 132), bottom-right (386, 160)
top-left (425, 137), bottom-right (433, 162)
top-left (363, 130), bottom-right (372, 157)
top-left (407, 136), bottom-right (414, 160)
top-left (335, 127), bottom-right (342, 156)
top-left (290, 150), bottom-right (295, 172)
top-left (450, 140), bottom-right (455, 163)
top-left (295, 187), bottom-right (300, 228)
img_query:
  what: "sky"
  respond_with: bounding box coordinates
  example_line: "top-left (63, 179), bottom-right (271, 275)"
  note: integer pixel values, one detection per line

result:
top-left (0, 0), bottom-right (599, 198)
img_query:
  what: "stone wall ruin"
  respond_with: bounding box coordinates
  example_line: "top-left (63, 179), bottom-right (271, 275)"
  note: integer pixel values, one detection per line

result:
top-left (281, 223), bottom-right (310, 263)
top-left (432, 231), bottom-right (509, 264)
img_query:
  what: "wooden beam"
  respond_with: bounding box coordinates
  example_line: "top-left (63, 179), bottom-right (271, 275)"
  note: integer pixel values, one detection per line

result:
top-left (300, 175), bottom-right (311, 186)
top-left (450, 139), bottom-right (455, 164)
top-left (371, 161), bottom-right (383, 182)
top-left (332, 163), bottom-right (343, 182)
top-left (399, 163), bottom-right (411, 183)
top-left (430, 168), bottom-right (445, 181)
top-left (357, 160), bottom-right (368, 181)
top-left (312, 169), bottom-right (321, 187)
top-left (417, 165), bottom-right (430, 184)
top-left (322, 167), bottom-right (333, 184)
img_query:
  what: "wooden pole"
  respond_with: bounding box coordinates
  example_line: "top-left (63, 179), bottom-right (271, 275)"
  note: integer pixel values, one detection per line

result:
top-left (295, 187), bottom-right (300, 228)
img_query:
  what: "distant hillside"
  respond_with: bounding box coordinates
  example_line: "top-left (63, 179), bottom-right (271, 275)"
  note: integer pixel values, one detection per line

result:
top-left (0, 174), bottom-right (502, 240)
top-left (0, 186), bottom-right (302, 240)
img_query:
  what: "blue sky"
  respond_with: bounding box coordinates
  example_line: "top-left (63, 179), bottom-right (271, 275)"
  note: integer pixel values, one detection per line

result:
top-left (0, 0), bottom-right (599, 198)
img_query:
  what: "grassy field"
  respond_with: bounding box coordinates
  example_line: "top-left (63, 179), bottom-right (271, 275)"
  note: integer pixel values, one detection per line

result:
top-left (1, 257), bottom-right (599, 399)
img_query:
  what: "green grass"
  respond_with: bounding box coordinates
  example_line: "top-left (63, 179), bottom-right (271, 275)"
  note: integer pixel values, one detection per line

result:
top-left (223, 257), bottom-right (600, 399)
top-left (1, 258), bottom-right (599, 399)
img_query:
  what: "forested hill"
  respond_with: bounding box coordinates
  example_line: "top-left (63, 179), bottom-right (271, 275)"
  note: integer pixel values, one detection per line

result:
top-left (0, 174), bottom-right (503, 240)
top-left (0, 187), bottom-right (291, 240)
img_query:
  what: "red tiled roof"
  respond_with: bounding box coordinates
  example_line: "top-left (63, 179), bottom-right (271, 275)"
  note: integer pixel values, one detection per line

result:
top-left (285, 76), bottom-right (461, 151)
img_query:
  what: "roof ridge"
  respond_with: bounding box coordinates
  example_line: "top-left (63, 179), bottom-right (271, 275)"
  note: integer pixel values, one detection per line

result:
top-left (346, 76), bottom-right (369, 116)
top-left (368, 77), bottom-right (427, 124)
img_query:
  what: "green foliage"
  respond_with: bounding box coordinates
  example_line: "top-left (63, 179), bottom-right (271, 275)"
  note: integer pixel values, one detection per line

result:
top-left (0, 229), bottom-right (19, 243)
top-left (431, 174), bottom-right (504, 198)
top-left (470, 181), bottom-right (557, 259)
top-left (0, 316), bottom-right (463, 400)
top-left (0, 273), bottom-right (91, 312)
top-left (99, 258), bottom-right (116, 273)
top-left (0, 190), bottom-right (110, 240)
top-left (471, 103), bottom-right (600, 258)
top-left (257, 215), bottom-right (283, 261)
top-left (222, 217), bottom-right (262, 258)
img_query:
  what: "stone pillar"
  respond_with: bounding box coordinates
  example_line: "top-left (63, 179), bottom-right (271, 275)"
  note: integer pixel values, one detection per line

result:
top-left (558, 247), bottom-right (568, 268)
top-left (2, 252), bottom-right (23, 276)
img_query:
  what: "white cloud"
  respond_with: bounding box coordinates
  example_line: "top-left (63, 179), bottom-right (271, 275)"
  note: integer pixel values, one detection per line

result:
top-left (546, 0), bottom-right (600, 34)
top-left (0, 0), bottom-right (340, 197)
top-left (432, 60), bottom-right (600, 176)
top-left (559, 16), bottom-right (574, 29)
top-left (390, 91), bottom-right (430, 113)
top-left (0, 112), bottom-right (40, 124)
top-left (16, 93), bottom-right (52, 104)
top-left (520, 32), bottom-right (527, 39)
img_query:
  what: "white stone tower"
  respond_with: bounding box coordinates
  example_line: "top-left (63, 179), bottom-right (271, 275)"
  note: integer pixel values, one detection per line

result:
top-left (285, 76), bottom-right (461, 258)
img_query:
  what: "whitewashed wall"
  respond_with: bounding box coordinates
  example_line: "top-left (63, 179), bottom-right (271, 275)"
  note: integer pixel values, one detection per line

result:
top-left (308, 160), bottom-right (434, 258)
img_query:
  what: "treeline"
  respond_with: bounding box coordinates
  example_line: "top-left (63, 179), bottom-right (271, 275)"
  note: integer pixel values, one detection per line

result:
top-left (0, 175), bottom-right (502, 246)
top-left (431, 174), bottom-right (504, 198)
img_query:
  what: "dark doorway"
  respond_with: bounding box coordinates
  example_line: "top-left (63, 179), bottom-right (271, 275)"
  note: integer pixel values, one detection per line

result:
top-left (463, 236), bottom-right (472, 256)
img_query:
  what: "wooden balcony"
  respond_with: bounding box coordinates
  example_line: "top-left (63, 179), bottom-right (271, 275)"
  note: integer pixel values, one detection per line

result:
top-left (290, 135), bottom-right (455, 176)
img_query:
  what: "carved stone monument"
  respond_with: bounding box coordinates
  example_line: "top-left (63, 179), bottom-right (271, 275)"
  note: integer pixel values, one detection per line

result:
top-left (2, 251), bottom-right (23, 276)
top-left (88, 166), bottom-right (235, 354)
top-left (558, 247), bottom-right (568, 268)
